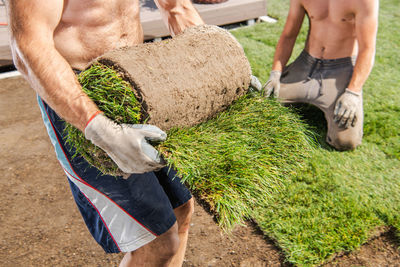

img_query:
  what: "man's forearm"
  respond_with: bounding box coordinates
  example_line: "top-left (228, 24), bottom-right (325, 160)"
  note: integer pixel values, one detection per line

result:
top-left (347, 48), bottom-right (375, 93)
top-left (271, 35), bottom-right (297, 72)
top-left (13, 38), bottom-right (99, 131)
top-left (155, 0), bottom-right (204, 36)
top-left (348, 0), bottom-right (378, 93)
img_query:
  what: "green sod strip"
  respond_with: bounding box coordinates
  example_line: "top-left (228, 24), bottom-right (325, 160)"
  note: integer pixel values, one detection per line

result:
top-left (158, 95), bottom-right (315, 229)
top-left (230, 0), bottom-right (400, 265)
top-left (63, 63), bottom-right (315, 231)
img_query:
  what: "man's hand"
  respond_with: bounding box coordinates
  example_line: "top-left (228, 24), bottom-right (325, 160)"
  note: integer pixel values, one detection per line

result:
top-left (334, 89), bottom-right (362, 128)
top-left (85, 114), bottom-right (167, 174)
top-left (154, 0), bottom-right (204, 36)
top-left (263, 71), bottom-right (282, 98)
top-left (249, 75), bottom-right (262, 92)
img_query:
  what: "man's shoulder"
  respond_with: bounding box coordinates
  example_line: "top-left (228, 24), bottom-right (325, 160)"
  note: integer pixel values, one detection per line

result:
top-left (352, 0), bottom-right (379, 15)
top-left (352, 0), bottom-right (379, 11)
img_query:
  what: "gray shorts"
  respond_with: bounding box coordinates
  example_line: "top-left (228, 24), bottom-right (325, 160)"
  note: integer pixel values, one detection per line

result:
top-left (279, 50), bottom-right (363, 150)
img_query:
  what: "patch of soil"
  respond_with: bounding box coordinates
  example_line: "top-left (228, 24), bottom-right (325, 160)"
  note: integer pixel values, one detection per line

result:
top-left (185, 201), bottom-right (289, 267)
top-left (0, 77), bottom-right (399, 266)
top-left (324, 229), bottom-right (400, 267)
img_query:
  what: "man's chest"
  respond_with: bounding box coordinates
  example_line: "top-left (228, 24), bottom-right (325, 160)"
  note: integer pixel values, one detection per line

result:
top-left (301, 0), bottom-right (356, 23)
top-left (61, 0), bottom-right (139, 23)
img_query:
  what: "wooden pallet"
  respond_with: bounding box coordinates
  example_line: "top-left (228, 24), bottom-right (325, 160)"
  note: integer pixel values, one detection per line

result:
top-left (0, 3), bottom-right (12, 69)
top-left (0, 0), bottom-right (267, 68)
top-left (141, 0), bottom-right (267, 40)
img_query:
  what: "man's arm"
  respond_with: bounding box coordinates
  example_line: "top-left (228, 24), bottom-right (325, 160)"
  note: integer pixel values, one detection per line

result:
top-left (271, 0), bottom-right (306, 72)
top-left (6, 0), bottom-right (167, 174)
top-left (347, 0), bottom-right (379, 93)
top-left (154, 0), bottom-right (204, 36)
top-left (263, 0), bottom-right (305, 97)
top-left (6, 0), bottom-right (99, 131)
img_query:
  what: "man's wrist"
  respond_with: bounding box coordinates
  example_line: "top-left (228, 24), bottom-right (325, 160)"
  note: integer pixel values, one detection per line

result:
top-left (271, 70), bottom-right (282, 75)
top-left (84, 110), bottom-right (104, 130)
top-left (345, 88), bottom-right (362, 96)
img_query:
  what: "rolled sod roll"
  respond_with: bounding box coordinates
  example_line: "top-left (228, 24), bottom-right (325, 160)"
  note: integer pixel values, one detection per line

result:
top-left (93, 24), bottom-right (252, 131)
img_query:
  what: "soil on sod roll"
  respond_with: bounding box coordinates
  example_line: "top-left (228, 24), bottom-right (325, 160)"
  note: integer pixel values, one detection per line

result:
top-left (94, 24), bottom-right (252, 131)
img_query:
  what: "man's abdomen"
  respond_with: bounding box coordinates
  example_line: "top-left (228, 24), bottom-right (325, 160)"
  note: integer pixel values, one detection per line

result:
top-left (305, 22), bottom-right (358, 59)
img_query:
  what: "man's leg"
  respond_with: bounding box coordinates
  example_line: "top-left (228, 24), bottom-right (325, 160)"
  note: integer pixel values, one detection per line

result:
top-left (278, 51), bottom-right (320, 104)
top-left (315, 74), bottom-right (364, 151)
top-left (324, 102), bottom-right (363, 151)
top-left (119, 198), bottom-right (194, 267)
top-left (169, 198), bottom-right (194, 266)
top-left (119, 223), bottom-right (180, 267)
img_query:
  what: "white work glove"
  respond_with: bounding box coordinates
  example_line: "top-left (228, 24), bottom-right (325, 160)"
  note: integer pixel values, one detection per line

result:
top-left (249, 75), bottom-right (262, 92)
top-left (263, 70), bottom-right (282, 98)
top-left (85, 114), bottom-right (167, 174)
top-left (334, 89), bottom-right (362, 128)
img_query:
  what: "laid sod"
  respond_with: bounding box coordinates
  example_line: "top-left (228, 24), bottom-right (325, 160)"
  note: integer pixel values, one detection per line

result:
top-left (64, 63), bottom-right (315, 230)
top-left (158, 95), bottom-right (315, 229)
top-left (230, 0), bottom-right (400, 265)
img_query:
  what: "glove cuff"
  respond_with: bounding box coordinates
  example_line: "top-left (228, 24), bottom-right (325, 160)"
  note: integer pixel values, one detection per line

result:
top-left (345, 88), bottom-right (361, 97)
top-left (270, 70), bottom-right (282, 76)
top-left (84, 112), bottom-right (109, 141)
top-left (84, 111), bottom-right (104, 130)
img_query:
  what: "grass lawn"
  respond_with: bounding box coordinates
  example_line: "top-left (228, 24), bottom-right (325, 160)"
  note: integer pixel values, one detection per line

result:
top-left (230, 0), bottom-right (400, 265)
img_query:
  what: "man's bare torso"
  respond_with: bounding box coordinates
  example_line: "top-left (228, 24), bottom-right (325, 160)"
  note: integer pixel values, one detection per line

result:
top-left (54, 0), bottom-right (143, 70)
top-left (302, 0), bottom-right (358, 59)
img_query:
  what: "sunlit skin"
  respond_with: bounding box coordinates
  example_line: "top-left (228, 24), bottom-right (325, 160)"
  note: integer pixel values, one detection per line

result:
top-left (5, 0), bottom-right (203, 266)
top-left (271, 0), bottom-right (379, 93)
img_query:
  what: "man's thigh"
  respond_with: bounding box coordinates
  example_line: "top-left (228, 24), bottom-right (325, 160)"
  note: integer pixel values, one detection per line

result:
top-left (278, 56), bottom-right (315, 103)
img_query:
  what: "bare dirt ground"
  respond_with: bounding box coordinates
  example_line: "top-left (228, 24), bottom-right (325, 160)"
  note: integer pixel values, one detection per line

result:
top-left (1, 76), bottom-right (399, 266)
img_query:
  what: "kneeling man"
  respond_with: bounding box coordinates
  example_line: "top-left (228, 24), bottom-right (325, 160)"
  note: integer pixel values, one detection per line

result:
top-left (264, 0), bottom-right (379, 150)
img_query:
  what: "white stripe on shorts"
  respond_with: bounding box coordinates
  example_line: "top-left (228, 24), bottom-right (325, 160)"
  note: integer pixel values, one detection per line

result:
top-left (65, 170), bottom-right (156, 252)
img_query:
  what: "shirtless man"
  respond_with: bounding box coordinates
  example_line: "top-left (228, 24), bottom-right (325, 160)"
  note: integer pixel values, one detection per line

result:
top-left (5, 0), bottom-right (204, 266)
top-left (264, 0), bottom-right (379, 150)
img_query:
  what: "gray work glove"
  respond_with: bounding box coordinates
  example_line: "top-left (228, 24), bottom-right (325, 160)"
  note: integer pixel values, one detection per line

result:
top-left (263, 70), bottom-right (282, 98)
top-left (334, 89), bottom-right (362, 128)
top-left (85, 114), bottom-right (167, 174)
top-left (249, 75), bottom-right (262, 92)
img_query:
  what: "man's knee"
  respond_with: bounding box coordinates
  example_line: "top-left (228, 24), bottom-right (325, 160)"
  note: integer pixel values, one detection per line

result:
top-left (174, 198), bottom-right (194, 232)
top-left (124, 225), bottom-right (180, 264)
top-left (328, 134), bottom-right (361, 151)
top-left (156, 224), bottom-right (181, 258)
